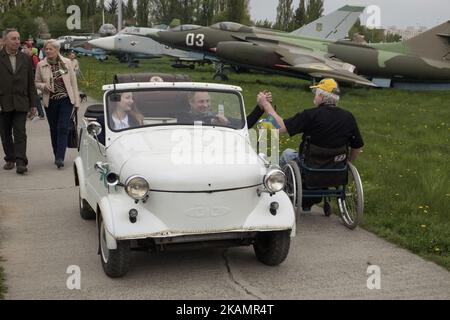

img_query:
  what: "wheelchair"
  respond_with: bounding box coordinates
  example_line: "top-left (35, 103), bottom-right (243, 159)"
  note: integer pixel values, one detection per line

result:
top-left (282, 141), bottom-right (364, 229)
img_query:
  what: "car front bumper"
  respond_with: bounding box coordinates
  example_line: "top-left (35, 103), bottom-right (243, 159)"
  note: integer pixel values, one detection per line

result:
top-left (99, 187), bottom-right (296, 245)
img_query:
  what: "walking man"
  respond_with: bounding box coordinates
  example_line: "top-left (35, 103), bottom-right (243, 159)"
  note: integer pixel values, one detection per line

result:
top-left (0, 28), bottom-right (37, 174)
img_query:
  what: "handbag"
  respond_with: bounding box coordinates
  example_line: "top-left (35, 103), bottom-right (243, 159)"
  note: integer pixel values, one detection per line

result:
top-left (67, 108), bottom-right (79, 149)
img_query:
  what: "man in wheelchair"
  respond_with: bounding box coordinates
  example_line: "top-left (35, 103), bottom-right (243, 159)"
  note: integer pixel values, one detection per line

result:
top-left (257, 78), bottom-right (364, 212)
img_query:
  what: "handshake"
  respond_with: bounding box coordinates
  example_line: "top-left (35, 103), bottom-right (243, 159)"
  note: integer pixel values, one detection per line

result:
top-left (256, 90), bottom-right (275, 113)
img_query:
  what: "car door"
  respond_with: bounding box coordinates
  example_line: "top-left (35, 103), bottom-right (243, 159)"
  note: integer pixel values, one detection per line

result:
top-left (84, 119), bottom-right (108, 209)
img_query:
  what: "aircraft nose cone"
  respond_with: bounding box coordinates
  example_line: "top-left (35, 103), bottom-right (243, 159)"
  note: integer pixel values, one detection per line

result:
top-left (88, 37), bottom-right (115, 51)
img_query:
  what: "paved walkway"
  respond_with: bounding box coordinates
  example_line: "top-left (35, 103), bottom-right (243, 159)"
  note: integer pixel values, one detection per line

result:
top-left (0, 97), bottom-right (449, 299)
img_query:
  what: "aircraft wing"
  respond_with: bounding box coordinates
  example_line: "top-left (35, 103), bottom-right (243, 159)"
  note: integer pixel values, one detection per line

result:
top-left (280, 63), bottom-right (375, 86)
top-left (290, 5), bottom-right (365, 40)
top-left (245, 38), bottom-right (375, 86)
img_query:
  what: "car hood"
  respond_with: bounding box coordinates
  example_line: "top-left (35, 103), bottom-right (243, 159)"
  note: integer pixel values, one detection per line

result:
top-left (107, 128), bottom-right (265, 192)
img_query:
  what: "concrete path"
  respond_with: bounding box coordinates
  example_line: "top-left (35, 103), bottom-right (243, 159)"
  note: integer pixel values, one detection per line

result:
top-left (1, 97), bottom-right (449, 300)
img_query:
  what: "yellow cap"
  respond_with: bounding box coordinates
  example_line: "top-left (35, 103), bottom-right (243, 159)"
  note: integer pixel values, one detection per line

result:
top-left (310, 78), bottom-right (339, 94)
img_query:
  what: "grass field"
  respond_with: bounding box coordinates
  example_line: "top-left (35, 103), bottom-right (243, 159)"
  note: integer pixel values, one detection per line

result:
top-left (78, 55), bottom-right (450, 270)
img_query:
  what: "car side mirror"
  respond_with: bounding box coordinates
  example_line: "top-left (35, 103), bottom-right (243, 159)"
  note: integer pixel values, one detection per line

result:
top-left (87, 121), bottom-right (106, 157)
top-left (87, 121), bottom-right (102, 137)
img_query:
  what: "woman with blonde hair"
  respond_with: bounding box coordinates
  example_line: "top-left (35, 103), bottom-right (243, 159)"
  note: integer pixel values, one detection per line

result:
top-left (35, 39), bottom-right (80, 169)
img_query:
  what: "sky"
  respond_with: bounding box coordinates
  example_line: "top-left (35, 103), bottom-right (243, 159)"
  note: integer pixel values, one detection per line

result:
top-left (248, 0), bottom-right (450, 29)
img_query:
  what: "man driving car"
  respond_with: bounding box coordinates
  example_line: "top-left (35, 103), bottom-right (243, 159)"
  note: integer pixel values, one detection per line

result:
top-left (178, 91), bottom-right (231, 126)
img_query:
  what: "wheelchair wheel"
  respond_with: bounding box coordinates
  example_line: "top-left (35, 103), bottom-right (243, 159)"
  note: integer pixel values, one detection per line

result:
top-left (282, 161), bottom-right (302, 217)
top-left (338, 162), bottom-right (364, 229)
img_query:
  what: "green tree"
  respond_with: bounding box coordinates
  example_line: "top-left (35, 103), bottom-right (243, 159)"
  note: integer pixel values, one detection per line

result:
top-left (255, 19), bottom-right (274, 29)
top-left (226, 0), bottom-right (251, 24)
top-left (197, 0), bottom-right (216, 26)
top-left (108, 0), bottom-right (118, 14)
top-left (46, 15), bottom-right (69, 38)
top-left (0, 7), bottom-right (38, 38)
top-left (293, 0), bottom-right (306, 29)
top-left (385, 32), bottom-right (402, 43)
top-left (149, 0), bottom-right (174, 25)
top-left (136, 0), bottom-right (149, 27)
top-left (125, 0), bottom-right (135, 22)
top-left (87, 0), bottom-right (97, 16)
top-left (34, 17), bottom-right (49, 38)
top-left (306, 0), bottom-right (323, 24)
top-left (180, 0), bottom-right (196, 24)
top-left (149, 0), bottom-right (197, 25)
top-left (275, 0), bottom-right (294, 31)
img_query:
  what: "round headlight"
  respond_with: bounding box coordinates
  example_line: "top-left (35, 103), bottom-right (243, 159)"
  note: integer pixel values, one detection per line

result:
top-left (264, 169), bottom-right (286, 193)
top-left (125, 175), bottom-right (150, 200)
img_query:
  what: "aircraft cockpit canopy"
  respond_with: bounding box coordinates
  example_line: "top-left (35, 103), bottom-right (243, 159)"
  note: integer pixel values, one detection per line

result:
top-left (120, 27), bottom-right (141, 34)
top-left (210, 22), bottom-right (252, 33)
top-left (171, 24), bottom-right (202, 31)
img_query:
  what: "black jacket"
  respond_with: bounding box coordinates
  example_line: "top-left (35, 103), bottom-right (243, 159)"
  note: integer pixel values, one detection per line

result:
top-left (0, 48), bottom-right (37, 112)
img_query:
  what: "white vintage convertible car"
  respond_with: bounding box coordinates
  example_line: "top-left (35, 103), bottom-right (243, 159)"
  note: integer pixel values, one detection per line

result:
top-left (74, 80), bottom-right (295, 277)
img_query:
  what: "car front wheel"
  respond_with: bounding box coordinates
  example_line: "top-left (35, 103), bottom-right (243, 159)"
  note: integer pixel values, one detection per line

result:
top-left (99, 219), bottom-right (131, 278)
top-left (253, 231), bottom-right (291, 266)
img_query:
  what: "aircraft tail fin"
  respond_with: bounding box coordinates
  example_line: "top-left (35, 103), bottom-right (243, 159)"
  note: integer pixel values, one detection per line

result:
top-left (290, 5), bottom-right (365, 40)
top-left (404, 21), bottom-right (450, 61)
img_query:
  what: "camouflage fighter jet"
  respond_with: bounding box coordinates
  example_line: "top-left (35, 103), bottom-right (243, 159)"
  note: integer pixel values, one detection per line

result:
top-left (146, 19), bottom-right (450, 88)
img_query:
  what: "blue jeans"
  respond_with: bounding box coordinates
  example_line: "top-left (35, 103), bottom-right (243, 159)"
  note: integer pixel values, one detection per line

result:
top-left (46, 97), bottom-right (74, 161)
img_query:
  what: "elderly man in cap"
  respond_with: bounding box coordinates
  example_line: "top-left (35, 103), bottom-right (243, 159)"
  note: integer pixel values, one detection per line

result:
top-left (257, 78), bottom-right (364, 211)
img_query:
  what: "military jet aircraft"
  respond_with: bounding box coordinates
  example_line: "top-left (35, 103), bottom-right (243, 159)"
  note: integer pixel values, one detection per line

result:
top-left (114, 6), bottom-right (364, 77)
top-left (146, 21), bottom-right (373, 86)
top-left (145, 18), bottom-right (450, 88)
top-left (88, 26), bottom-right (206, 68)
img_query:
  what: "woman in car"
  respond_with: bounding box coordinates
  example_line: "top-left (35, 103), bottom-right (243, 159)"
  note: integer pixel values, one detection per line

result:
top-left (97, 92), bottom-right (144, 144)
top-left (109, 92), bottom-right (144, 130)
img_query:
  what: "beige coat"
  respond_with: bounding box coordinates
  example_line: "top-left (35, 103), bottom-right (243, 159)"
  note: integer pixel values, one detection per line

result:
top-left (35, 55), bottom-right (80, 108)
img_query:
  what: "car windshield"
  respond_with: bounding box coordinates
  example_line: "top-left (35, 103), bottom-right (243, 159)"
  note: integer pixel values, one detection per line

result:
top-left (106, 89), bottom-right (245, 131)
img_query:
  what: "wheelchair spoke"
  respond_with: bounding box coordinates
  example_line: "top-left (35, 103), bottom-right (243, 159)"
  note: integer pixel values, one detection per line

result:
top-left (339, 163), bottom-right (364, 230)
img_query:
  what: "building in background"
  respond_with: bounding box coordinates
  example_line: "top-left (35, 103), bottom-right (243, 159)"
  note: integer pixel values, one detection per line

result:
top-left (385, 25), bottom-right (428, 40)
